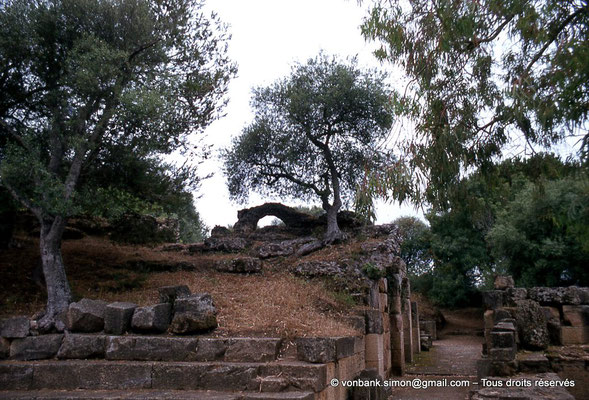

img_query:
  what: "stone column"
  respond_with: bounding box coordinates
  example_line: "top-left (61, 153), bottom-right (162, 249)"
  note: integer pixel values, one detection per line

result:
top-left (389, 273), bottom-right (405, 375)
top-left (402, 278), bottom-right (413, 363)
top-left (411, 301), bottom-right (421, 354)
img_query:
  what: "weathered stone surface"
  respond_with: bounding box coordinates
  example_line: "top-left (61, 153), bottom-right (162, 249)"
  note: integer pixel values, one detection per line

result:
top-left (0, 316), bottom-right (30, 338)
top-left (528, 287), bottom-right (565, 304)
top-left (56, 333), bottom-right (106, 359)
top-left (562, 286), bottom-right (582, 305)
top-left (541, 306), bottom-right (561, 321)
top-left (67, 298), bottom-right (107, 333)
top-left (562, 305), bottom-right (589, 326)
top-left (579, 287), bottom-right (589, 304)
top-left (494, 275), bottom-right (515, 290)
top-left (258, 237), bottom-right (316, 258)
top-left (491, 331), bottom-right (515, 349)
top-left (517, 353), bottom-right (551, 373)
top-left (0, 337), bottom-right (9, 359)
top-left (348, 368), bottom-right (391, 400)
top-left (169, 294), bottom-right (217, 334)
top-left (365, 310), bottom-right (384, 334)
top-left (0, 363), bottom-right (33, 390)
top-left (296, 337), bottom-right (336, 363)
top-left (131, 303), bottom-right (171, 333)
top-left (419, 320), bottom-right (437, 340)
top-left (158, 285), bottom-right (191, 306)
top-left (514, 300), bottom-right (550, 350)
top-left (194, 338), bottom-right (230, 361)
top-left (489, 347), bottom-right (516, 361)
top-left (106, 336), bottom-right (199, 361)
top-left (215, 257), bottom-right (262, 274)
top-left (547, 319), bottom-right (562, 345)
top-left (335, 337), bottom-right (356, 359)
top-left (560, 326), bottom-right (589, 344)
top-left (31, 360), bottom-right (152, 390)
top-left (494, 308), bottom-right (513, 322)
top-left (10, 334), bottom-right (63, 360)
top-left (204, 236), bottom-right (248, 252)
top-left (494, 321), bottom-right (516, 332)
top-left (151, 362), bottom-right (259, 391)
top-left (482, 290), bottom-right (504, 309)
top-left (225, 338), bottom-right (282, 362)
top-left (505, 287), bottom-right (528, 305)
top-left (104, 302), bottom-right (137, 335)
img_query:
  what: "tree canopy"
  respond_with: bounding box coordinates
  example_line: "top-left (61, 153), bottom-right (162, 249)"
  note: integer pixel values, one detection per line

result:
top-left (360, 0), bottom-right (589, 207)
top-left (224, 54), bottom-right (393, 242)
top-left (0, 0), bottom-right (235, 329)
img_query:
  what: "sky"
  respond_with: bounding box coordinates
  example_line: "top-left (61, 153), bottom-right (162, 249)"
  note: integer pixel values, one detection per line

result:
top-left (194, 0), bottom-right (423, 230)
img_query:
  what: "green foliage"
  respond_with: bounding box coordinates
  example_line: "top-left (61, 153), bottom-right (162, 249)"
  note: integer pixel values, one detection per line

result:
top-left (0, 0), bottom-right (236, 223)
top-left (362, 262), bottom-right (385, 280)
top-left (224, 53), bottom-right (393, 211)
top-left (393, 216), bottom-right (433, 276)
top-left (487, 175), bottom-right (589, 287)
top-left (360, 0), bottom-right (589, 207)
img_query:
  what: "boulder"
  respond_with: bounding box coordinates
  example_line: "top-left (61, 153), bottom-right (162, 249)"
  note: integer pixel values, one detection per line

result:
top-left (56, 333), bottom-right (106, 359)
top-left (158, 285), bottom-right (191, 306)
top-left (514, 300), bottom-right (550, 350)
top-left (169, 294), bottom-right (217, 334)
top-left (494, 275), bottom-right (515, 290)
top-left (66, 299), bottom-right (107, 333)
top-left (10, 334), bottom-right (64, 360)
top-left (257, 237), bottom-right (316, 258)
top-left (131, 303), bottom-right (171, 333)
top-left (0, 316), bottom-right (30, 338)
top-left (215, 257), bottom-right (262, 274)
top-left (104, 302), bottom-right (137, 335)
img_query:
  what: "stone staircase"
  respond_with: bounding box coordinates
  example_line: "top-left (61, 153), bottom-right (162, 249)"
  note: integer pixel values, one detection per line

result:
top-left (0, 335), bottom-right (335, 400)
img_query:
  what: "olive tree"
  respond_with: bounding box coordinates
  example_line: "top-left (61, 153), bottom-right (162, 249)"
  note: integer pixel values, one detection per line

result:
top-left (224, 54), bottom-right (393, 243)
top-left (0, 0), bottom-right (236, 330)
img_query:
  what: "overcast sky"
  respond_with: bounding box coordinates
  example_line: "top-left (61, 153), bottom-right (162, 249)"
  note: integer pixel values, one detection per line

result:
top-left (195, 0), bottom-right (422, 229)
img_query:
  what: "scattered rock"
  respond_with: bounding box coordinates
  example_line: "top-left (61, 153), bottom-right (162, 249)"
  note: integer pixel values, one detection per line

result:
top-left (257, 237), bottom-right (316, 258)
top-left (66, 299), bottom-right (107, 333)
top-left (131, 303), bottom-right (172, 333)
top-left (104, 302), bottom-right (137, 335)
top-left (514, 300), bottom-right (549, 350)
top-left (158, 285), bottom-right (191, 306)
top-left (56, 333), bottom-right (106, 359)
top-left (10, 334), bottom-right (64, 360)
top-left (210, 226), bottom-right (231, 237)
top-left (203, 236), bottom-right (248, 252)
top-left (215, 257), bottom-right (262, 274)
top-left (0, 316), bottom-right (30, 338)
top-left (169, 294), bottom-right (217, 334)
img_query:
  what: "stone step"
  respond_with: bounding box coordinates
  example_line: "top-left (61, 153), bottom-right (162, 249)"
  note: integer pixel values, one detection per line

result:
top-left (0, 390), bottom-right (315, 400)
top-left (8, 335), bottom-right (283, 363)
top-left (0, 360), bottom-right (328, 393)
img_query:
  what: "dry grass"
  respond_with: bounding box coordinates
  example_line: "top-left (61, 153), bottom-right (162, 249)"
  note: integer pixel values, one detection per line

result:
top-left (1, 235), bottom-right (360, 338)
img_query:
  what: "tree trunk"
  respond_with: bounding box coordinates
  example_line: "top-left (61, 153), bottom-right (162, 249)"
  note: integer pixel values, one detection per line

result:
top-left (324, 204), bottom-right (344, 244)
top-left (37, 218), bottom-right (72, 332)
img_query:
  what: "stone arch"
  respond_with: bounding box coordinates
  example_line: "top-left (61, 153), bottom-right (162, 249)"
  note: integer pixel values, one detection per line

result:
top-left (233, 203), bottom-right (320, 233)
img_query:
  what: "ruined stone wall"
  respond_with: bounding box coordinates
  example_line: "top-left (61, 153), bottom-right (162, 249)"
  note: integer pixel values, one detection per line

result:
top-left (480, 276), bottom-right (589, 378)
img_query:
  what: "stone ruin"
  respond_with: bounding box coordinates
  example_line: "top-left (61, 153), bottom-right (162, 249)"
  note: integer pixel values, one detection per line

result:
top-left (0, 202), bottom-right (425, 400)
top-left (475, 275), bottom-right (589, 399)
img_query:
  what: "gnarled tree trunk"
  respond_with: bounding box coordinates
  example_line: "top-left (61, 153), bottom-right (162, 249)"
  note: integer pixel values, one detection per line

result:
top-left (37, 217), bottom-right (72, 332)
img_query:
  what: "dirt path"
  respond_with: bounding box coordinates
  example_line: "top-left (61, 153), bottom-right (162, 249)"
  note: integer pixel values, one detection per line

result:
top-left (387, 308), bottom-right (484, 400)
